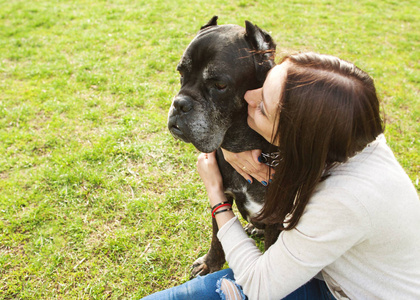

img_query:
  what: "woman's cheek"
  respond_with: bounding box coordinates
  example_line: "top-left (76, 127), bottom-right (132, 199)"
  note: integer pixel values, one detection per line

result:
top-left (247, 115), bottom-right (254, 129)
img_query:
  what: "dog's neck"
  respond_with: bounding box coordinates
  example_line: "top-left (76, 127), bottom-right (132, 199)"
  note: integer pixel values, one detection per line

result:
top-left (220, 113), bottom-right (272, 153)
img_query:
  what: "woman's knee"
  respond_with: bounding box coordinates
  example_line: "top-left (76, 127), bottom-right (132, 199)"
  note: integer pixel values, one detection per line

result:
top-left (217, 278), bottom-right (246, 300)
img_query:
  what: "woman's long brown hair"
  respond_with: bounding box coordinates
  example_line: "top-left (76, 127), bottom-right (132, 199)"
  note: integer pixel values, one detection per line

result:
top-left (255, 52), bottom-right (384, 230)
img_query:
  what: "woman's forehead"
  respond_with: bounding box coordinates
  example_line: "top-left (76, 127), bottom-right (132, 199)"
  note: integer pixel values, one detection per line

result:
top-left (267, 62), bottom-right (288, 82)
top-left (263, 64), bottom-right (288, 101)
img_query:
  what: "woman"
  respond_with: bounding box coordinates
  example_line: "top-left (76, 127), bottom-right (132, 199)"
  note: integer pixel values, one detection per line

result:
top-left (143, 53), bottom-right (420, 299)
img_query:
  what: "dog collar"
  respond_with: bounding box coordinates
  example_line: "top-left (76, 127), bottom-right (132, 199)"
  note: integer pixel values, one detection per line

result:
top-left (260, 152), bottom-right (280, 167)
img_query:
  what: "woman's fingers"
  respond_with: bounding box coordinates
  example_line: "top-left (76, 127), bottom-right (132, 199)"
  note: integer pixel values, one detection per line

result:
top-left (221, 148), bottom-right (273, 185)
top-left (197, 151), bottom-right (224, 191)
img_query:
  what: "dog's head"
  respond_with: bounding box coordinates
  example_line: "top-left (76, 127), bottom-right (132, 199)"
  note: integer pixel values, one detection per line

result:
top-left (168, 16), bottom-right (276, 153)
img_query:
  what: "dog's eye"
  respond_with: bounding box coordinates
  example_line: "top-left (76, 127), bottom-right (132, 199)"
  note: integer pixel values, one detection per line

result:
top-left (214, 82), bottom-right (227, 91)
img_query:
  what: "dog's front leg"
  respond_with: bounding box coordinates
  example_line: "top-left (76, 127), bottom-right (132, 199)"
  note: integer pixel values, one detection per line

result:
top-left (191, 217), bottom-right (226, 278)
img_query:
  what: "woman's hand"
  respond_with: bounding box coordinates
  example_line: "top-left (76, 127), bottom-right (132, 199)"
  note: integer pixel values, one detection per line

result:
top-left (196, 151), bottom-right (224, 196)
top-left (221, 148), bottom-right (273, 185)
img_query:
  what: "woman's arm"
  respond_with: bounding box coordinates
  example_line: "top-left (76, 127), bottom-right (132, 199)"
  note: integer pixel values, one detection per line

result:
top-left (197, 152), bottom-right (370, 299)
top-left (217, 188), bottom-right (370, 299)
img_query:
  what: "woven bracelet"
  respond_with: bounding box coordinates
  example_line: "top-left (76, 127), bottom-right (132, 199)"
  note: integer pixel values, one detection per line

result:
top-left (211, 203), bottom-right (232, 218)
top-left (211, 201), bottom-right (228, 211)
top-left (213, 208), bottom-right (233, 217)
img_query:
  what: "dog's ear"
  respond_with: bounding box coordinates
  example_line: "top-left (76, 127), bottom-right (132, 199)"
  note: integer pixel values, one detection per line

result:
top-left (244, 21), bottom-right (275, 53)
top-left (244, 21), bottom-right (276, 84)
top-left (201, 16), bottom-right (218, 30)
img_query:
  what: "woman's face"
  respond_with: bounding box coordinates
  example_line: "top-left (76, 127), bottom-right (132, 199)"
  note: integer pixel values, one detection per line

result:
top-left (244, 62), bottom-right (288, 145)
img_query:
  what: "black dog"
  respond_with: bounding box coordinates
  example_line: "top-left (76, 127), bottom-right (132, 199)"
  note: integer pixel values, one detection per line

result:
top-left (168, 16), bottom-right (280, 277)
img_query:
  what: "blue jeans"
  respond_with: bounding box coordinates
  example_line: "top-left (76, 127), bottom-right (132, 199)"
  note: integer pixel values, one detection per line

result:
top-left (141, 268), bottom-right (335, 300)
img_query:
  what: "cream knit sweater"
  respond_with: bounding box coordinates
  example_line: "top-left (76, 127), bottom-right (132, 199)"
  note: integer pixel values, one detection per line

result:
top-left (217, 135), bottom-right (420, 299)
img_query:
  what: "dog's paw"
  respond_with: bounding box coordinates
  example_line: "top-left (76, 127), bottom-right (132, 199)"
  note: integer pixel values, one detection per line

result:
top-left (244, 223), bottom-right (265, 237)
top-left (191, 254), bottom-right (210, 278)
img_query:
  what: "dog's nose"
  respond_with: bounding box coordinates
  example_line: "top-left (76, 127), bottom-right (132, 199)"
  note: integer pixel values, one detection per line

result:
top-left (173, 96), bottom-right (193, 114)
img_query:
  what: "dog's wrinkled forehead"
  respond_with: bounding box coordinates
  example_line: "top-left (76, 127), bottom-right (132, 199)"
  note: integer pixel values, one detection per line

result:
top-left (177, 25), bottom-right (246, 73)
top-left (202, 65), bottom-right (217, 81)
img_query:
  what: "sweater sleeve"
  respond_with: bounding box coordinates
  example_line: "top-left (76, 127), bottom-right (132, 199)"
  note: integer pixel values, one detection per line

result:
top-left (217, 188), bottom-right (371, 300)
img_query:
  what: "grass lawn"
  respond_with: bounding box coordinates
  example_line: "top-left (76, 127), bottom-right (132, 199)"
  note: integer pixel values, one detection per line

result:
top-left (0, 0), bottom-right (419, 298)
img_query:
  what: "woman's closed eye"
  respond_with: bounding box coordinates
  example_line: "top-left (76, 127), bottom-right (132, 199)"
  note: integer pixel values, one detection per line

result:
top-left (257, 101), bottom-right (267, 117)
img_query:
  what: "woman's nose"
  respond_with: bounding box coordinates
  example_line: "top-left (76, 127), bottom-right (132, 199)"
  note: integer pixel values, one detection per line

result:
top-left (244, 88), bottom-right (261, 107)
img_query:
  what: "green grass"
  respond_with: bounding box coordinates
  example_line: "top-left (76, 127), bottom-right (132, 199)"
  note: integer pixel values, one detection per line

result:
top-left (0, 0), bottom-right (419, 298)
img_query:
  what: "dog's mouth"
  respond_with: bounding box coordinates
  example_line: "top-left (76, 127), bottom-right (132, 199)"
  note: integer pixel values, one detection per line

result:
top-left (168, 118), bottom-right (191, 143)
top-left (170, 124), bottom-right (183, 136)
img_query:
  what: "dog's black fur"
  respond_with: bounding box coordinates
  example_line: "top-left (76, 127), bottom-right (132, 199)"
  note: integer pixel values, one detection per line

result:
top-left (168, 16), bottom-right (281, 276)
